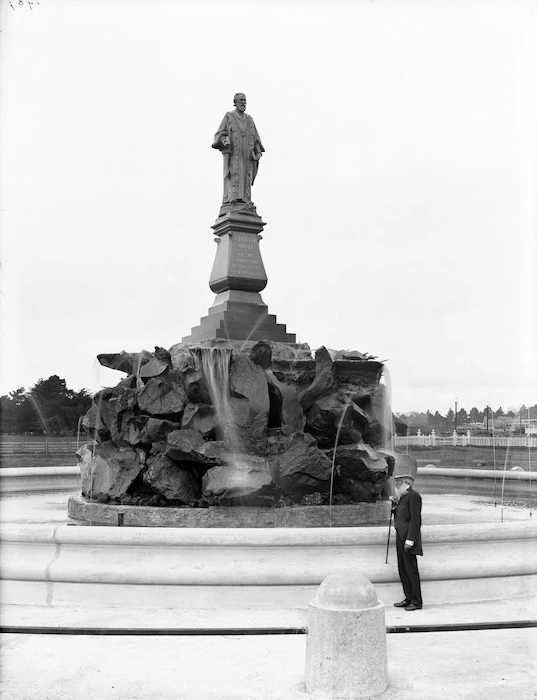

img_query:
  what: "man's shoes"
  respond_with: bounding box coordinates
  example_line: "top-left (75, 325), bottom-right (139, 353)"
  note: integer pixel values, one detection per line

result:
top-left (393, 600), bottom-right (411, 608)
top-left (404, 603), bottom-right (422, 611)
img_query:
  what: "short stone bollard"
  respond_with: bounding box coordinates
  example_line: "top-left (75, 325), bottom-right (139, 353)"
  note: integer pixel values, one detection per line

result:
top-left (305, 572), bottom-right (388, 699)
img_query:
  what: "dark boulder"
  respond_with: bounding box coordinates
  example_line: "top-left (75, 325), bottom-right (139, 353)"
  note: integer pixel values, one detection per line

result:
top-left (114, 387), bottom-right (139, 414)
top-left (181, 403), bottom-right (216, 438)
top-left (121, 412), bottom-right (151, 446)
top-left (328, 442), bottom-right (391, 503)
top-left (298, 346), bottom-right (338, 411)
top-left (181, 363), bottom-right (212, 404)
top-left (202, 461), bottom-right (280, 506)
top-left (228, 354), bottom-right (270, 453)
top-left (77, 441), bottom-right (145, 499)
top-left (144, 418), bottom-right (182, 443)
top-left (138, 371), bottom-right (187, 417)
top-left (305, 393), bottom-right (366, 448)
top-left (97, 350), bottom-right (153, 375)
top-left (143, 454), bottom-right (200, 504)
top-left (139, 356), bottom-right (170, 380)
top-left (165, 429), bottom-right (223, 465)
top-left (268, 432), bottom-right (332, 501)
top-left (249, 340), bottom-right (272, 369)
top-left (154, 346), bottom-right (173, 367)
top-left (81, 404), bottom-right (109, 443)
top-left (265, 370), bottom-right (306, 435)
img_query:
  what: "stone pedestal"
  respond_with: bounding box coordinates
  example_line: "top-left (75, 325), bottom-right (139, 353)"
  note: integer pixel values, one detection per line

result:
top-left (305, 572), bottom-right (388, 699)
top-left (183, 208), bottom-right (296, 343)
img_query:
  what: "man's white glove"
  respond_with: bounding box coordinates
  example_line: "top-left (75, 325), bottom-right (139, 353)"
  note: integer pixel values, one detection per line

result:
top-left (404, 539), bottom-right (414, 551)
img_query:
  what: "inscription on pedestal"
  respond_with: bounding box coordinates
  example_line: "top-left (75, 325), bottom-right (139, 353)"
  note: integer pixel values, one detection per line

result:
top-left (229, 233), bottom-right (265, 279)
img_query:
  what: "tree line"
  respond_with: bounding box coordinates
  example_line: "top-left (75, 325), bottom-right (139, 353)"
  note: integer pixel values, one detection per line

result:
top-left (0, 376), bottom-right (92, 436)
top-left (395, 404), bottom-right (537, 434)
top-left (1, 374), bottom-right (535, 437)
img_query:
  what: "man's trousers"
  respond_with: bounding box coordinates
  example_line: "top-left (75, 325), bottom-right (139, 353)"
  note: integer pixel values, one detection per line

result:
top-left (396, 534), bottom-right (423, 607)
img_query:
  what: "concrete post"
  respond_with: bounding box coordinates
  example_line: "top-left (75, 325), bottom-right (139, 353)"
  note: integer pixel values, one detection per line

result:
top-left (305, 572), bottom-right (388, 699)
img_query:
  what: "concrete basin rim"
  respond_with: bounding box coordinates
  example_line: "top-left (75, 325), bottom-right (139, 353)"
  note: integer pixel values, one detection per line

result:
top-left (1, 518), bottom-right (535, 546)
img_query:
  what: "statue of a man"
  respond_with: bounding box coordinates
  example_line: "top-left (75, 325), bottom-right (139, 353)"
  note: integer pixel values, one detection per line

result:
top-left (212, 93), bottom-right (265, 209)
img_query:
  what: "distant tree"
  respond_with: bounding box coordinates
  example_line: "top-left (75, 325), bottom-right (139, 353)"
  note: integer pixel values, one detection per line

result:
top-left (469, 407), bottom-right (481, 423)
top-left (432, 411), bottom-right (444, 429)
top-left (494, 406), bottom-right (504, 418)
top-left (505, 410), bottom-right (515, 418)
top-left (0, 376), bottom-right (92, 435)
top-left (1, 390), bottom-right (19, 432)
top-left (0, 388), bottom-right (35, 433)
top-left (458, 408), bottom-right (468, 423)
top-left (402, 411), bottom-right (430, 433)
top-left (394, 418), bottom-right (408, 436)
top-left (481, 406), bottom-right (492, 432)
top-left (446, 408), bottom-right (454, 427)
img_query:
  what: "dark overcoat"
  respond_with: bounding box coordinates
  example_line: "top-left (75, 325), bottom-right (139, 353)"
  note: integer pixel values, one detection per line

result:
top-left (394, 488), bottom-right (423, 556)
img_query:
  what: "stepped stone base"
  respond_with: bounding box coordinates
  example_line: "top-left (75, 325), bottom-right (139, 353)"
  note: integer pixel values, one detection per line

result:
top-left (182, 290), bottom-right (296, 343)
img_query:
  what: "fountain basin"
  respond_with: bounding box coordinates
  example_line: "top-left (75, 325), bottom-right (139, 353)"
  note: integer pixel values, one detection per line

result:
top-left (0, 467), bottom-right (80, 494)
top-left (1, 519), bottom-right (535, 610)
top-left (67, 496), bottom-right (389, 527)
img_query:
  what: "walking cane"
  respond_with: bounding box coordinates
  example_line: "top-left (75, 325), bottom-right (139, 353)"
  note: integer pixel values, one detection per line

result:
top-left (385, 503), bottom-right (394, 564)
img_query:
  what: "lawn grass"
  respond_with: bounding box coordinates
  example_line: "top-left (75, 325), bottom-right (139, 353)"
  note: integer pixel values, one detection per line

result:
top-left (0, 454), bottom-right (76, 468)
top-left (404, 445), bottom-right (534, 470)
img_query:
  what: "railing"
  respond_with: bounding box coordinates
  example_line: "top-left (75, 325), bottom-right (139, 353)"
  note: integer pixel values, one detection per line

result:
top-left (394, 434), bottom-right (537, 448)
top-left (0, 435), bottom-right (82, 456)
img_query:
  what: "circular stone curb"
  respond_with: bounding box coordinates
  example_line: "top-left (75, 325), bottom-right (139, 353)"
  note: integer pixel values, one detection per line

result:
top-left (67, 495), bottom-right (390, 528)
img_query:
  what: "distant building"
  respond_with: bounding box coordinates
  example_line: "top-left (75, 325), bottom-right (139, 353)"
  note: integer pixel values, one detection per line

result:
top-left (522, 418), bottom-right (537, 436)
top-left (492, 417), bottom-right (537, 435)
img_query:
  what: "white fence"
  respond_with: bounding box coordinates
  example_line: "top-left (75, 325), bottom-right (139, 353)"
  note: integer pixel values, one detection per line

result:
top-left (0, 435), bottom-right (82, 456)
top-left (394, 433), bottom-right (537, 448)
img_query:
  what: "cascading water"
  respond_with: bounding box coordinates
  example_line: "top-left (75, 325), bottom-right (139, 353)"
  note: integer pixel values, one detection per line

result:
top-left (328, 399), bottom-right (352, 527)
top-left (528, 407), bottom-right (534, 517)
top-left (191, 347), bottom-right (233, 442)
top-left (379, 365), bottom-right (394, 451)
top-left (500, 437), bottom-right (511, 523)
top-left (491, 410), bottom-right (498, 505)
top-left (191, 346), bottom-right (249, 472)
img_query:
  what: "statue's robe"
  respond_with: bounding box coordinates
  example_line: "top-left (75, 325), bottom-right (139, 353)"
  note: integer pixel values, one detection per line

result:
top-left (212, 111), bottom-right (264, 205)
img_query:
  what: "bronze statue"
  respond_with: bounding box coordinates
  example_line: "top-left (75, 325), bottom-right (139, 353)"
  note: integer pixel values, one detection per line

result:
top-left (212, 93), bottom-right (264, 209)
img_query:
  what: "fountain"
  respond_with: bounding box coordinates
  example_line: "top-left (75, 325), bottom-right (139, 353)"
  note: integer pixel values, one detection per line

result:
top-left (69, 340), bottom-right (396, 526)
top-left (68, 92), bottom-right (398, 527)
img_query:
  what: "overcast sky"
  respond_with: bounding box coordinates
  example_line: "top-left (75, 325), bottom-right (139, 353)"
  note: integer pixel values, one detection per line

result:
top-left (1, 0), bottom-right (536, 415)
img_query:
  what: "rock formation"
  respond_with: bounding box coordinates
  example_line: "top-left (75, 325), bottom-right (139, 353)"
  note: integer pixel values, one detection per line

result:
top-left (78, 340), bottom-right (394, 507)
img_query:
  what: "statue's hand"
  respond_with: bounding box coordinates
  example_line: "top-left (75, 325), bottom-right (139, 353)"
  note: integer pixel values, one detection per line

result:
top-left (221, 136), bottom-right (230, 147)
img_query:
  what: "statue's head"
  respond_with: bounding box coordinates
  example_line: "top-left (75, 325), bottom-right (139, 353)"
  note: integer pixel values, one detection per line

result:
top-left (233, 93), bottom-right (247, 112)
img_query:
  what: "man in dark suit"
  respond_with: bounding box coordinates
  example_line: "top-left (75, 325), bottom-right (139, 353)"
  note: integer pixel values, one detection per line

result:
top-left (392, 476), bottom-right (423, 611)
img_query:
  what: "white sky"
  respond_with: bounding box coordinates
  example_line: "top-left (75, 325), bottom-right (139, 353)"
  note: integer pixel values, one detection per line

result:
top-left (0, 0), bottom-right (536, 414)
